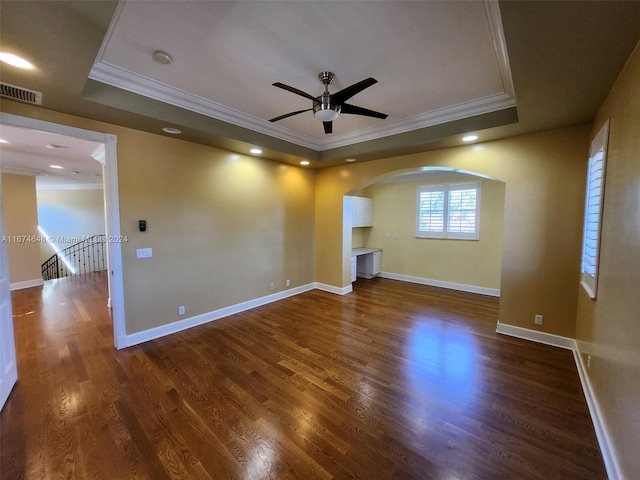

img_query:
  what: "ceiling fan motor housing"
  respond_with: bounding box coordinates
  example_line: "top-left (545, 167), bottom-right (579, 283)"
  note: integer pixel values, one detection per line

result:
top-left (314, 72), bottom-right (340, 121)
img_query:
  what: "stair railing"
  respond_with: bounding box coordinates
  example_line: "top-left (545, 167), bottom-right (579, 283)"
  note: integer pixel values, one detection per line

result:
top-left (41, 235), bottom-right (107, 280)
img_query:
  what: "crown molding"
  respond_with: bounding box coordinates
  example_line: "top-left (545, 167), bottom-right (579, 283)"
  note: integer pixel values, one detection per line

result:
top-left (89, 0), bottom-right (515, 152)
top-left (36, 183), bottom-right (104, 191)
top-left (320, 92), bottom-right (515, 149)
top-left (483, 0), bottom-right (516, 98)
top-left (0, 165), bottom-right (45, 177)
top-left (88, 61), bottom-right (323, 150)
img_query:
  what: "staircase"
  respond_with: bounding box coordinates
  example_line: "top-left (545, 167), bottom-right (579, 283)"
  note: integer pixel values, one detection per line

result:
top-left (42, 235), bottom-right (107, 280)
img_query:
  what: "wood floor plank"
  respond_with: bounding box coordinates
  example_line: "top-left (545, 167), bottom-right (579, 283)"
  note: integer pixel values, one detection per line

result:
top-left (2, 272), bottom-right (607, 479)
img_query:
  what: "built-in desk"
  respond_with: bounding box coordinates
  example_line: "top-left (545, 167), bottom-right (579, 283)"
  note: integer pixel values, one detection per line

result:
top-left (351, 248), bottom-right (382, 281)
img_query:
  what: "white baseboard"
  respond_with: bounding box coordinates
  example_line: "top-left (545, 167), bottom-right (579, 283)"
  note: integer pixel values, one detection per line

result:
top-left (495, 321), bottom-right (576, 350)
top-left (118, 283), bottom-right (316, 348)
top-left (496, 321), bottom-right (621, 480)
top-left (10, 278), bottom-right (44, 291)
top-left (380, 272), bottom-right (500, 297)
top-left (314, 282), bottom-right (352, 295)
top-left (572, 349), bottom-right (622, 480)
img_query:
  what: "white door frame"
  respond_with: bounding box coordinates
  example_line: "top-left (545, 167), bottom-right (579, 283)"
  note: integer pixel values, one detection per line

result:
top-left (0, 113), bottom-right (126, 349)
top-left (0, 190), bottom-right (18, 410)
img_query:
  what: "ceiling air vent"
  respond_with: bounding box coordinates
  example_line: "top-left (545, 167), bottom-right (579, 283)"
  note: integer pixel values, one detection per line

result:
top-left (0, 82), bottom-right (42, 105)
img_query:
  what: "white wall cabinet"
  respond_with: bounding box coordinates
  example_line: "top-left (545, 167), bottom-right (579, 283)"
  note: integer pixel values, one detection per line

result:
top-left (351, 196), bottom-right (373, 227)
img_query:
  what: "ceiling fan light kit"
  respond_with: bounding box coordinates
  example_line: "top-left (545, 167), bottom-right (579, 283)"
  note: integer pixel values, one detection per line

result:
top-left (270, 71), bottom-right (388, 134)
top-left (313, 103), bottom-right (340, 122)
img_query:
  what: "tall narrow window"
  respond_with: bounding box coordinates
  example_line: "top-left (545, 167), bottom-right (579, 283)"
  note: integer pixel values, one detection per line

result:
top-left (580, 120), bottom-right (609, 299)
top-left (416, 181), bottom-right (481, 240)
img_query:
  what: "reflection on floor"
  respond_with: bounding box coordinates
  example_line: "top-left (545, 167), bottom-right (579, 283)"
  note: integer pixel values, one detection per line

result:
top-left (2, 273), bottom-right (606, 479)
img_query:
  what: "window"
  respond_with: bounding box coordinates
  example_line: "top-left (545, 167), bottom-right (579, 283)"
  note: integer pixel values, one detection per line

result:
top-left (580, 120), bottom-right (609, 299)
top-left (416, 181), bottom-right (481, 240)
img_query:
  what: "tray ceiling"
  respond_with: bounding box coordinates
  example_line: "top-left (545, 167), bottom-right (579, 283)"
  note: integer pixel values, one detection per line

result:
top-left (89, 1), bottom-right (515, 150)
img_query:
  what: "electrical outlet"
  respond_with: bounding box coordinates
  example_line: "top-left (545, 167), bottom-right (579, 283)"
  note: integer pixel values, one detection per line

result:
top-left (587, 354), bottom-right (592, 370)
top-left (535, 314), bottom-right (543, 325)
top-left (270, 283), bottom-right (274, 291)
top-left (286, 279), bottom-right (290, 287)
top-left (178, 305), bottom-right (185, 316)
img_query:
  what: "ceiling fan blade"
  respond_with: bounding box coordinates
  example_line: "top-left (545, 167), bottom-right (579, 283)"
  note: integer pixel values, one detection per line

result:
top-left (331, 78), bottom-right (378, 104)
top-left (323, 121), bottom-right (333, 134)
top-left (272, 82), bottom-right (317, 101)
top-left (341, 103), bottom-right (388, 119)
top-left (269, 109), bottom-right (312, 122)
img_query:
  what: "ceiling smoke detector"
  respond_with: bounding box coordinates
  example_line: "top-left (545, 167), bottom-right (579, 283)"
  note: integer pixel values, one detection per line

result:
top-left (153, 51), bottom-right (173, 65)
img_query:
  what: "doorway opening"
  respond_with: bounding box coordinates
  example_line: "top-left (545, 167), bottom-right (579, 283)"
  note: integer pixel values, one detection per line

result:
top-left (0, 113), bottom-right (125, 348)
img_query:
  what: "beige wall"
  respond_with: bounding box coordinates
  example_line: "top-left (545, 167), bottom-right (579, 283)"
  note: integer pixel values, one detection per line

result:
top-left (316, 125), bottom-right (589, 337)
top-left (361, 175), bottom-right (504, 290)
top-left (36, 188), bottom-right (106, 264)
top-left (575, 43), bottom-right (640, 479)
top-left (117, 130), bottom-right (316, 333)
top-left (1, 102), bottom-right (316, 335)
top-left (0, 173), bottom-right (42, 286)
top-left (2, 103), bottom-right (588, 339)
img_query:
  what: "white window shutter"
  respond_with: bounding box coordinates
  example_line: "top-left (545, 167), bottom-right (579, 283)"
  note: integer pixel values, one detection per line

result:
top-left (580, 121), bottom-right (609, 299)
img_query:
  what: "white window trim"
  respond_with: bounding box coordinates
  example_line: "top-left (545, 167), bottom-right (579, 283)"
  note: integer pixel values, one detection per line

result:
top-left (580, 120), bottom-right (609, 299)
top-left (415, 181), bottom-right (481, 240)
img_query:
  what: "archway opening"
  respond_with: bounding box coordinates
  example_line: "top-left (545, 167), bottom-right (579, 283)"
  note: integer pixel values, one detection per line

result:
top-left (344, 166), bottom-right (506, 297)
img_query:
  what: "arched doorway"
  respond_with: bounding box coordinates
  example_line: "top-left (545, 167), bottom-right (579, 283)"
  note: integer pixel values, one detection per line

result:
top-left (343, 167), bottom-right (505, 296)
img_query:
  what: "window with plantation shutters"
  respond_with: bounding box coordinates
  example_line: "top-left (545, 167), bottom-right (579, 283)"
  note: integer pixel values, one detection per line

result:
top-left (580, 121), bottom-right (609, 299)
top-left (416, 182), bottom-right (480, 240)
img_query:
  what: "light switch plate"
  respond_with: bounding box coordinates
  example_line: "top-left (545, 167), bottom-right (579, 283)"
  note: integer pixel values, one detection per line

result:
top-left (136, 248), bottom-right (152, 258)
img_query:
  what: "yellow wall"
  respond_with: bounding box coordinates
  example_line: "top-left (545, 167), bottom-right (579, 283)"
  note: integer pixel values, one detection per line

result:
top-left (361, 175), bottom-right (504, 290)
top-left (0, 173), bottom-right (42, 286)
top-left (117, 130), bottom-right (316, 333)
top-left (316, 125), bottom-right (589, 337)
top-left (2, 100), bottom-right (588, 340)
top-left (575, 43), bottom-right (640, 479)
top-left (1, 102), bottom-right (316, 335)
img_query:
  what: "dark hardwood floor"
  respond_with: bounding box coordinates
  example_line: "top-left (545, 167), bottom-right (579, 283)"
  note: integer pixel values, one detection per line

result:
top-left (1, 272), bottom-right (606, 479)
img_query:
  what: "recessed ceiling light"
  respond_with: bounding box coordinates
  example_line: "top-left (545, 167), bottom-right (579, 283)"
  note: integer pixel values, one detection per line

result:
top-left (0, 139), bottom-right (8, 144)
top-left (49, 165), bottom-right (64, 169)
top-left (0, 52), bottom-right (34, 69)
top-left (300, 160), bottom-right (310, 166)
top-left (153, 51), bottom-right (173, 65)
top-left (250, 148), bottom-right (262, 154)
top-left (162, 127), bottom-right (181, 134)
top-left (462, 135), bottom-right (478, 142)
top-left (345, 158), bottom-right (357, 163)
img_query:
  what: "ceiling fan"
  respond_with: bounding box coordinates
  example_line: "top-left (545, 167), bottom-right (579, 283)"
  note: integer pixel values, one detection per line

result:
top-left (269, 72), bottom-right (388, 134)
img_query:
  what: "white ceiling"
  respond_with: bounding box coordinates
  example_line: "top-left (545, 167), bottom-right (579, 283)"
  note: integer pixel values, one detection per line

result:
top-left (2, 1), bottom-right (639, 171)
top-left (89, 0), bottom-right (514, 150)
top-left (0, 124), bottom-right (103, 188)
